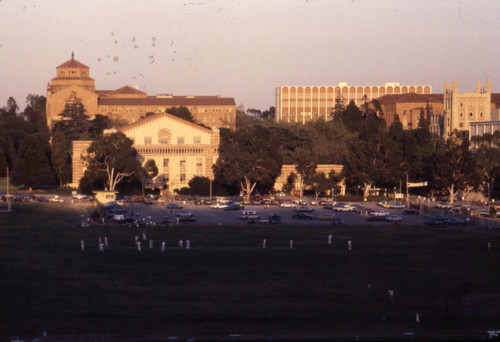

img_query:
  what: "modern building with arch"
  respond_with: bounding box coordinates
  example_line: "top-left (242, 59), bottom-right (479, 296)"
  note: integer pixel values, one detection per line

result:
top-left (275, 82), bottom-right (431, 123)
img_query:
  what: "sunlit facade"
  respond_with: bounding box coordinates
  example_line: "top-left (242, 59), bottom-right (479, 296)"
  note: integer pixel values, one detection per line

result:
top-left (275, 82), bottom-right (431, 123)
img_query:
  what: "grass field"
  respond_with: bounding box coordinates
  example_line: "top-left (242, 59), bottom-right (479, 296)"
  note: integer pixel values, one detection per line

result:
top-left (1, 203), bottom-right (500, 341)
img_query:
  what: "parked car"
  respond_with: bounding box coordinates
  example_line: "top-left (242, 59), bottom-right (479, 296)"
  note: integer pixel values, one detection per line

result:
top-left (370, 210), bottom-right (390, 217)
top-left (72, 193), bottom-right (87, 200)
top-left (333, 203), bottom-right (355, 212)
top-left (176, 211), bottom-right (194, 217)
top-left (323, 203), bottom-right (335, 210)
top-left (224, 204), bottom-right (244, 211)
top-left (280, 202), bottom-right (297, 208)
top-left (436, 202), bottom-right (453, 209)
top-left (294, 206), bottom-right (314, 213)
top-left (377, 201), bottom-right (391, 208)
top-left (403, 208), bottom-right (420, 215)
top-left (166, 203), bottom-right (183, 210)
top-left (316, 213), bottom-right (337, 221)
top-left (292, 212), bottom-right (314, 220)
top-left (50, 196), bottom-right (64, 203)
top-left (444, 217), bottom-right (466, 225)
top-left (259, 214), bottom-right (281, 224)
top-left (424, 214), bottom-right (448, 225)
top-left (35, 196), bottom-right (49, 202)
top-left (385, 215), bottom-right (402, 222)
top-left (389, 203), bottom-right (406, 209)
top-left (210, 202), bottom-right (231, 209)
top-left (367, 214), bottom-right (387, 222)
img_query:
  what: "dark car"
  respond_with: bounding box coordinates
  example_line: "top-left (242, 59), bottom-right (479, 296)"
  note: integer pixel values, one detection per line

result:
top-left (403, 209), bottom-right (420, 215)
top-left (424, 214), bottom-right (448, 225)
top-left (224, 204), bottom-right (245, 211)
top-left (35, 196), bottom-right (49, 202)
top-left (166, 203), bottom-right (183, 210)
top-left (294, 206), bottom-right (314, 213)
top-left (367, 214), bottom-right (387, 222)
top-left (268, 214), bottom-right (281, 224)
top-left (292, 212), bottom-right (314, 220)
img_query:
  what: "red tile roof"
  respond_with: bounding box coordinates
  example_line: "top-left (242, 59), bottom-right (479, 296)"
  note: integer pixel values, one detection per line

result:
top-left (57, 59), bottom-right (89, 69)
top-left (108, 85), bottom-right (146, 95)
top-left (98, 95), bottom-right (235, 106)
top-left (376, 93), bottom-right (443, 105)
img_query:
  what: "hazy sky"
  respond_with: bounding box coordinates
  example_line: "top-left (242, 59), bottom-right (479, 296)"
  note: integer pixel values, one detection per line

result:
top-left (1, 0), bottom-right (499, 112)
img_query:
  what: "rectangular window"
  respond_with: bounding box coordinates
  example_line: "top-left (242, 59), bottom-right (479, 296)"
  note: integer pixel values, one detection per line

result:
top-left (163, 158), bottom-right (169, 167)
top-left (194, 136), bottom-right (201, 144)
top-left (180, 174), bottom-right (186, 182)
top-left (160, 137), bottom-right (168, 144)
top-left (163, 174), bottom-right (169, 182)
top-left (177, 137), bottom-right (185, 145)
top-left (180, 159), bottom-right (186, 168)
top-left (144, 137), bottom-right (152, 145)
top-left (196, 158), bottom-right (203, 167)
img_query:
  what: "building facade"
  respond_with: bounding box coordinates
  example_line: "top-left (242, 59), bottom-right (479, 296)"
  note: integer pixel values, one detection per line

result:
top-left (47, 55), bottom-right (236, 130)
top-left (275, 82), bottom-right (431, 124)
top-left (273, 164), bottom-right (345, 196)
top-left (443, 78), bottom-right (492, 137)
top-left (376, 93), bottom-right (444, 130)
top-left (72, 113), bottom-right (220, 193)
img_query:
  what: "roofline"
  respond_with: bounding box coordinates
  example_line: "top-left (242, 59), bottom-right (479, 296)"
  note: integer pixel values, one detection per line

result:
top-left (118, 112), bottom-right (215, 133)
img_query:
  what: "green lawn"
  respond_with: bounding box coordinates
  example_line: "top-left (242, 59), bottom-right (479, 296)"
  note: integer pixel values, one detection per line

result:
top-left (1, 203), bottom-right (499, 341)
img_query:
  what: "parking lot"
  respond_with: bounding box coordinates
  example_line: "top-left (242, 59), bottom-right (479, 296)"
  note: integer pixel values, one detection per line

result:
top-left (99, 201), bottom-right (447, 227)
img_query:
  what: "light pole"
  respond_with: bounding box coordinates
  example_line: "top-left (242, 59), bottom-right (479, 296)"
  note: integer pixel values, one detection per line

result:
top-left (406, 172), bottom-right (410, 208)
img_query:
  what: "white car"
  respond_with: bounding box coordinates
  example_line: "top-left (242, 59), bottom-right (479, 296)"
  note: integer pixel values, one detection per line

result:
top-left (280, 202), bottom-right (297, 208)
top-left (371, 210), bottom-right (390, 217)
top-left (72, 193), bottom-right (87, 200)
top-left (385, 215), bottom-right (402, 222)
top-left (389, 203), bottom-right (406, 209)
top-left (50, 196), bottom-right (64, 203)
top-left (210, 202), bottom-right (230, 209)
top-left (176, 211), bottom-right (194, 218)
top-left (333, 203), bottom-right (354, 212)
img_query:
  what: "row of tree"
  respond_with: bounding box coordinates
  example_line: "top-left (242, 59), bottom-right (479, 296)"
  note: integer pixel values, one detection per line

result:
top-left (1, 94), bottom-right (499, 203)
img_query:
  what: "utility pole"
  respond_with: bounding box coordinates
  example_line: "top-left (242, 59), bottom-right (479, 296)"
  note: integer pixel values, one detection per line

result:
top-left (406, 172), bottom-right (409, 208)
top-left (7, 167), bottom-right (11, 212)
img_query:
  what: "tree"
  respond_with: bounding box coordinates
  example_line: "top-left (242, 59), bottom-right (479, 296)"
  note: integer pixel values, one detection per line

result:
top-left (430, 131), bottom-right (478, 203)
top-left (473, 134), bottom-right (500, 201)
top-left (166, 106), bottom-right (195, 123)
top-left (53, 92), bottom-right (91, 141)
top-left (282, 171), bottom-right (297, 195)
top-left (213, 125), bottom-right (283, 199)
top-left (188, 176), bottom-right (211, 196)
top-left (335, 101), bottom-right (363, 133)
top-left (343, 114), bottom-right (388, 198)
top-left (51, 128), bottom-right (72, 187)
top-left (138, 159), bottom-right (159, 195)
top-left (11, 134), bottom-right (55, 188)
top-left (23, 94), bottom-right (48, 136)
top-left (83, 132), bottom-right (142, 191)
top-left (261, 107), bottom-right (275, 121)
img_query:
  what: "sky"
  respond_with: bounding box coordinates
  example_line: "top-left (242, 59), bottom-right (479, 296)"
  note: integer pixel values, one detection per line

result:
top-left (1, 0), bottom-right (500, 112)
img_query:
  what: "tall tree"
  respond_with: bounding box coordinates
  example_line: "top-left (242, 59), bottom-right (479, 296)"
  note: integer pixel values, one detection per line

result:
top-left (53, 92), bottom-right (91, 140)
top-left (82, 132), bottom-right (142, 191)
top-left (51, 128), bottom-right (72, 187)
top-left (213, 125), bottom-right (283, 199)
top-left (23, 94), bottom-right (48, 136)
top-left (430, 131), bottom-right (479, 203)
top-left (343, 114), bottom-right (388, 198)
top-left (11, 133), bottom-right (55, 188)
top-left (473, 134), bottom-right (500, 201)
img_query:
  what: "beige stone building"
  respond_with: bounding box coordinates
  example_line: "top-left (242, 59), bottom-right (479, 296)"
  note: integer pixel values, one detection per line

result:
top-left (274, 164), bottom-right (345, 196)
top-left (72, 113), bottom-right (219, 193)
top-left (443, 78), bottom-right (492, 137)
top-left (275, 82), bottom-right (431, 123)
top-left (47, 54), bottom-right (236, 130)
top-left (376, 93), bottom-right (444, 130)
